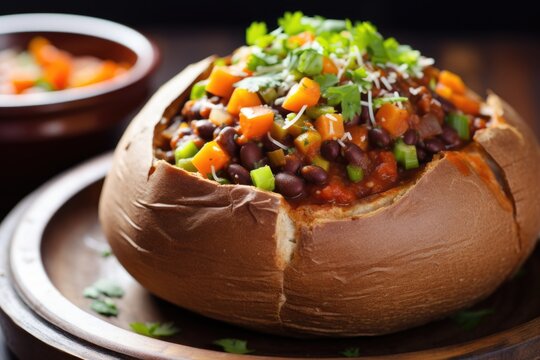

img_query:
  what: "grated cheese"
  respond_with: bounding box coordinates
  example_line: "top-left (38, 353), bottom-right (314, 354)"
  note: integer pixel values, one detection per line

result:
top-left (409, 86), bottom-right (423, 95)
top-left (380, 76), bottom-right (393, 91)
top-left (327, 114), bottom-right (338, 122)
top-left (210, 165), bottom-right (221, 183)
top-left (367, 90), bottom-right (376, 126)
top-left (267, 132), bottom-right (288, 150)
top-left (393, 91), bottom-right (404, 109)
top-left (418, 57), bottom-right (435, 67)
top-left (283, 104), bottom-right (307, 130)
top-left (366, 70), bottom-right (380, 89)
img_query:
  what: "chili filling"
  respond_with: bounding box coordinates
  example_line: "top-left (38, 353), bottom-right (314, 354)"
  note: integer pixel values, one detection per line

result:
top-left (154, 12), bottom-right (491, 206)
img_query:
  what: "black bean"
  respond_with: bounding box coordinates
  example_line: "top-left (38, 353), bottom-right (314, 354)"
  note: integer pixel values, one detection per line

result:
top-left (301, 165), bottom-right (328, 185)
top-left (281, 134), bottom-right (295, 148)
top-left (240, 142), bottom-right (263, 170)
top-left (195, 120), bottom-right (216, 141)
top-left (262, 133), bottom-right (281, 152)
top-left (213, 126), bottom-right (222, 139)
top-left (360, 106), bottom-right (370, 124)
top-left (216, 127), bottom-right (238, 156)
top-left (320, 140), bottom-right (340, 161)
top-left (369, 128), bottom-right (391, 148)
top-left (275, 173), bottom-right (305, 198)
top-left (425, 138), bottom-right (445, 153)
top-left (416, 147), bottom-right (428, 162)
top-left (343, 143), bottom-right (370, 168)
top-left (227, 164), bottom-right (251, 185)
top-left (275, 106), bottom-right (289, 117)
top-left (348, 113), bottom-right (361, 126)
top-left (282, 155), bottom-right (302, 174)
top-left (189, 101), bottom-right (202, 119)
top-left (440, 126), bottom-right (460, 146)
top-left (403, 129), bottom-right (419, 145)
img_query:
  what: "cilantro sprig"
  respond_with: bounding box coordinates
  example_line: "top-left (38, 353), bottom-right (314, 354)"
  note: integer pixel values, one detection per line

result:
top-left (213, 338), bottom-right (254, 354)
top-left (341, 347), bottom-right (360, 357)
top-left (451, 308), bottom-right (494, 330)
top-left (323, 84), bottom-right (361, 121)
top-left (91, 298), bottom-right (118, 316)
top-left (314, 74), bottom-right (338, 92)
top-left (130, 322), bottom-right (180, 338)
top-left (234, 73), bottom-right (284, 92)
top-left (83, 278), bottom-right (124, 317)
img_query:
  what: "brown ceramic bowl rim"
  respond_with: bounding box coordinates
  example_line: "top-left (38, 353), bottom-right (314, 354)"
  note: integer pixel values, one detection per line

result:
top-left (0, 13), bottom-right (158, 109)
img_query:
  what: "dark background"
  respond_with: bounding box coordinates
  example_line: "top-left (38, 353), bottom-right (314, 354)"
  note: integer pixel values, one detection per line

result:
top-left (1, 0), bottom-right (539, 34)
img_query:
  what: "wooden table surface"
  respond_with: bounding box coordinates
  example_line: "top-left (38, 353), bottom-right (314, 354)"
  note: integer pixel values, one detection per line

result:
top-left (0, 28), bottom-right (538, 359)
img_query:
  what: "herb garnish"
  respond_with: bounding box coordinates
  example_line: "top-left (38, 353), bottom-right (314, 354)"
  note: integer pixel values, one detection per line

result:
top-left (323, 84), bottom-right (361, 121)
top-left (83, 278), bottom-right (124, 317)
top-left (213, 338), bottom-right (254, 354)
top-left (84, 279), bottom-right (124, 298)
top-left (91, 298), bottom-right (118, 316)
top-left (341, 347), bottom-right (360, 357)
top-left (451, 308), bottom-right (494, 330)
top-left (246, 22), bottom-right (268, 46)
top-left (239, 11), bottom-right (432, 122)
top-left (130, 322), bottom-right (180, 338)
top-left (234, 73), bottom-right (284, 92)
top-left (314, 74), bottom-right (338, 92)
top-left (101, 248), bottom-right (113, 258)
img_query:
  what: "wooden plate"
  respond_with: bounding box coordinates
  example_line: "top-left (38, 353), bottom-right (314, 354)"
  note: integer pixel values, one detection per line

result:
top-left (2, 154), bottom-right (540, 359)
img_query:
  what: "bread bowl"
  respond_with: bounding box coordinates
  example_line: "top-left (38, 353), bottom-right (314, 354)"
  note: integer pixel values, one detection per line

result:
top-left (99, 13), bottom-right (540, 336)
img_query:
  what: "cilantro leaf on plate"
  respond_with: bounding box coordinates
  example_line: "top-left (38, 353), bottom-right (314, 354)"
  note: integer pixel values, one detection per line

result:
top-left (91, 298), bottom-right (118, 317)
top-left (130, 322), bottom-right (180, 338)
top-left (451, 308), bottom-right (494, 330)
top-left (341, 347), bottom-right (360, 357)
top-left (213, 338), bottom-right (254, 354)
top-left (83, 286), bottom-right (100, 299)
top-left (92, 278), bottom-right (124, 298)
top-left (101, 248), bottom-right (113, 258)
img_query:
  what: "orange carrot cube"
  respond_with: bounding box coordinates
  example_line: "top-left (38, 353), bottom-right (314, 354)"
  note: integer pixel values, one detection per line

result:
top-left (282, 77), bottom-right (321, 112)
top-left (439, 70), bottom-right (465, 94)
top-left (205, 66), bottom-right (244, 98)
top-left (227, 88), bottom-right (261, 115)
top-left (192, 141), bottom-right (230, 177)
top-left (376, 103), bottom-right (409, 138)
top-left (315, 113), bottom-right (345, 141)
top-left (239, 106), bottom-right (275, 139)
